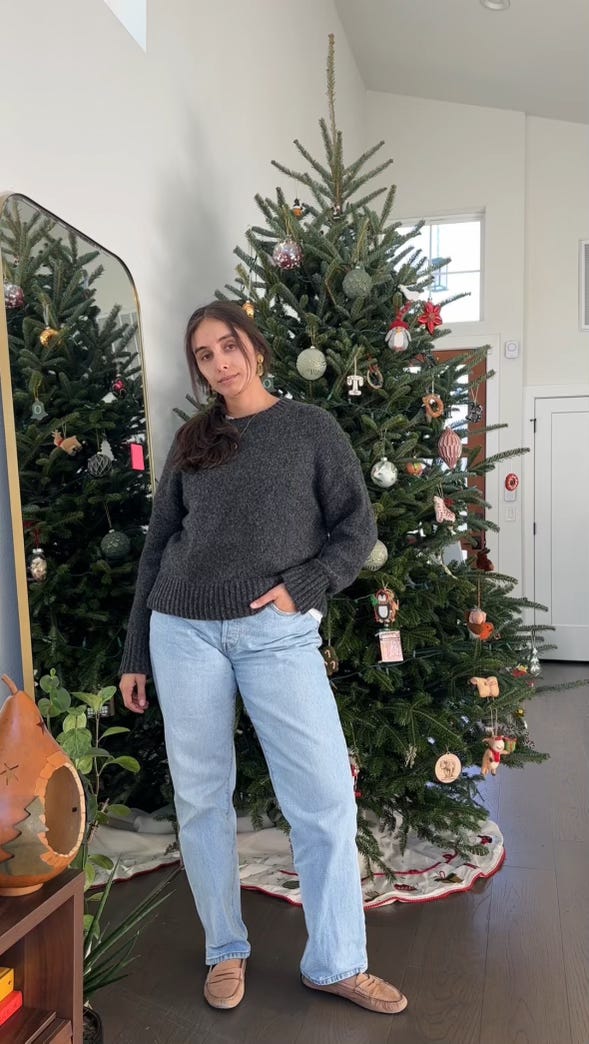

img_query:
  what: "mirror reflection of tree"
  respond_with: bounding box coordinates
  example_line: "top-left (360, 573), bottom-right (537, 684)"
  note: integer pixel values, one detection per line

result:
top-left (1, 198), bottom-right (151, 693)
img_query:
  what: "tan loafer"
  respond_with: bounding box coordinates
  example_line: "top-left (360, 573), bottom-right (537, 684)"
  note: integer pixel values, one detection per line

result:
top-left (204, 958), bottom-right (247, 1009)
top-left (301, 971), bottom-right (408, 1014)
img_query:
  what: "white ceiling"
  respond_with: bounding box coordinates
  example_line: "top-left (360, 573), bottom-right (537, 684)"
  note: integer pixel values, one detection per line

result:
top-left (334, 0), bottom-right (589, 125)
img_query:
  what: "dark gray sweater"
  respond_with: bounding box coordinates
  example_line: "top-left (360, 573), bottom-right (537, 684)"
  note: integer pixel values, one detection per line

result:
top-left (120, 398), bottom-right (377, 675)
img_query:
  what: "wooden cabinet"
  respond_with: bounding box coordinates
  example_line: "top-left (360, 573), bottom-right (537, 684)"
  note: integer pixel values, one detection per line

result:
top-left (0, 870), bottom-right (83, 1044)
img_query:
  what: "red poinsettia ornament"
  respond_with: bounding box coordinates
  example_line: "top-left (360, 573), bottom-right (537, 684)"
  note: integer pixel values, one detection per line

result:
top-left (417, 300), bottom-right (443, 335)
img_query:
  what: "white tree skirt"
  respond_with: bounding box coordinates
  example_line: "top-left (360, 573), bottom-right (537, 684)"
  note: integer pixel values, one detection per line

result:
top-left (89, 810), bottom-right (504, 905)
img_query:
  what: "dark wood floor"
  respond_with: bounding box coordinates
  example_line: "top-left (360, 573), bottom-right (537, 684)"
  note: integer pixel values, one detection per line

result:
top-left (95, 663), bottom-right (589, 1044)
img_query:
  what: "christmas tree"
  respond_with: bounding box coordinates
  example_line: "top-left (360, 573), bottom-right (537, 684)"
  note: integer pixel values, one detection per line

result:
top-left (207, 36), bottom-right (567, 864)
top-left (1, 198), bottom-right (151, 692)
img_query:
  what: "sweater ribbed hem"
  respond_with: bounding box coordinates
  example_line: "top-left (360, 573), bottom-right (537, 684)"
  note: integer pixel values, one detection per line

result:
top-left (281, 559), bottom-right (330, 613)
top-left (146, 572), bottom-right (289, 621)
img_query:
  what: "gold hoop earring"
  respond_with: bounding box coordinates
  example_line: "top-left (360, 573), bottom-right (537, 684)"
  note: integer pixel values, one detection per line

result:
top-left (256, 353), bottom-right (264, 378)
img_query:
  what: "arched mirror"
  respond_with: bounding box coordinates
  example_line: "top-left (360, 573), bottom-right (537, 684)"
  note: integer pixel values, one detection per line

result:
top-left (0, 194), bottom-right (153, 695)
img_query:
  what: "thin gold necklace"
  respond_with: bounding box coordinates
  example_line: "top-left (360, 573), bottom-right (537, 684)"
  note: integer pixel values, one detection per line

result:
top-left (226, 400), bottom-right (279, 436)
top-left (225, 412), bottom-right (259, 438)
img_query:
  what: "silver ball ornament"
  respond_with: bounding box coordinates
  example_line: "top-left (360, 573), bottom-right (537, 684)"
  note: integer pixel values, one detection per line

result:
top-left (88, 452), bottom-right (113, 478)
top-left (296, 347), bottom-right (327, 381)
top-left (100, 529), bottom-right (131, 561)
top-left (363, 539), bottom-right (389, 572)
top-left (529, 648), bottom-right (541, 676)
top-left (370, 457), bottom-right (398, 488)
top-left (272, 237), bottom-right (303, 270)
top-left (28, 547), bottom-right (47, 582)
top-left (342, 268), bottom-right (372, 300)
top-left (4, 281), bottom-right (24, 309)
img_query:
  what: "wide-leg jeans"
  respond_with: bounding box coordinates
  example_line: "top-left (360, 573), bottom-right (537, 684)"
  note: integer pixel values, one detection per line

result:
top-left (149, 605), bottom-right (368, 984)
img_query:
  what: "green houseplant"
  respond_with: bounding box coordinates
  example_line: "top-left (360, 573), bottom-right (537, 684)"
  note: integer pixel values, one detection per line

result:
top-left (37, 671), bottom-right (178, 1042)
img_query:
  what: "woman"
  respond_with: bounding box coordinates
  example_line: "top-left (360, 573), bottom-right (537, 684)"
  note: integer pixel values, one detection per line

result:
top-left (119, 301), bottom-right (407, 1015)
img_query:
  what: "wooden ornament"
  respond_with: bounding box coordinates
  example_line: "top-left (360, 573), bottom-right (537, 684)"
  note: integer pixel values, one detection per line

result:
top-left (321, 646), bottom-right (339, 676)
top-left (377, 629), bottom-right (404, 662)
top-left (422, 393), bottom-right (444, 420)
top-left (52, 430), bottom-right (82, 456)
top-left (470, 676), bottom-right (500, 698)
top-left (438, 428), bottom-right (462, 469)
top-left (433, 495), bottom-right (456, 524)
top-left (366, 359), bottom-right (384, 389)
top-left (371, 588), bottom-right (399, 626)
top-left (0, 676), bottom-right (85, 896)
top-left (434, 753), bottom-right (462, 783)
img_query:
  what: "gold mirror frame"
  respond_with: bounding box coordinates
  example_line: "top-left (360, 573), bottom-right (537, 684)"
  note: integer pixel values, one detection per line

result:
top-left (0, 192), bottom-right (154, 695)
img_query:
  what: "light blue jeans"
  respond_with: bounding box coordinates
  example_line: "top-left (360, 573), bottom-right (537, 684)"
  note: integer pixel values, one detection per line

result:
top-left (149, 605), bottom-right (368, 984)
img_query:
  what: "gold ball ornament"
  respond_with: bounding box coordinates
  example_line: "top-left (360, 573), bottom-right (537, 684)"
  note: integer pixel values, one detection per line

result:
top-left (40, 326), bottom-right (60, 349)
top-left (242, 301), bottom-right (255, 319)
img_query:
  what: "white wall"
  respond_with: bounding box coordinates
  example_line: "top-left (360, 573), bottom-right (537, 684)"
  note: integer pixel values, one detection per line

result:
top-left (0, 0), bottom-right (365, 469)
top-left (0, 0), bottom-right (365, 682)
top-left (366, 92), bottom-right (527, 586)
top-left (525, 117), bottom-right (589, 385)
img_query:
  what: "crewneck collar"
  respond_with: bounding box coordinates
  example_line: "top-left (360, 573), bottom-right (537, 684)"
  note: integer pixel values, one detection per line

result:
top-left (225, 399), bottom-right (285, 422)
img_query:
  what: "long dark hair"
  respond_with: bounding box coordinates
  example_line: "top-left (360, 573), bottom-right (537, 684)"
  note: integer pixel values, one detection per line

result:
top-left (172, 301), bottom-right (273, 471)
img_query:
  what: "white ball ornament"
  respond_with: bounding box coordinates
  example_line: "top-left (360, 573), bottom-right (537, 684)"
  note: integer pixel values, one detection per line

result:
top-left (370, 457), bottom-right (398, 488)
top-left (363, 539), bottom-right (389, 572)
top-left (296, 346), bottom-right (327, 381)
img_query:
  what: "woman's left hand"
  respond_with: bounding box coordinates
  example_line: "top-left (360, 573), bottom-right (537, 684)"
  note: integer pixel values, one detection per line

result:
top-left (250, 583), bottom-right (297, 614)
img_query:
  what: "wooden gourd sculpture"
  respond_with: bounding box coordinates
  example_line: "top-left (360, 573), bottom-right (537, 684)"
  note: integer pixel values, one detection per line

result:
top-left (0, 675), bottom-right (85, 896)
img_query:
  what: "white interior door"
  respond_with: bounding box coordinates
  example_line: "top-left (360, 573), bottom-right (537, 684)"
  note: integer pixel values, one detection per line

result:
top-left (534, 395), bottom-right (589, 661)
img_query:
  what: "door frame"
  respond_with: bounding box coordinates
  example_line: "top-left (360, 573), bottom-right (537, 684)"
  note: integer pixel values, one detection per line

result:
top-left (435, 334), bottom-right (500, 564)
top-left (522, 384), bottom-right (589, 627)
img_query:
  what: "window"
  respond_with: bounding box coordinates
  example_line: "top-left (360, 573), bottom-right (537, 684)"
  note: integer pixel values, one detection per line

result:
top-left (397, 215), bottom-right (483, 323)
top-left (102, 0), bottom-right (147, 51)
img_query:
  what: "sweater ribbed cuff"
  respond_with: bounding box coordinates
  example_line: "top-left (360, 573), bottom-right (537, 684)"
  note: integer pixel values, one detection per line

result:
top-left (281, 559), bottom-right (330, 613)
top-left (119, 627), bottom-right (152, 677)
